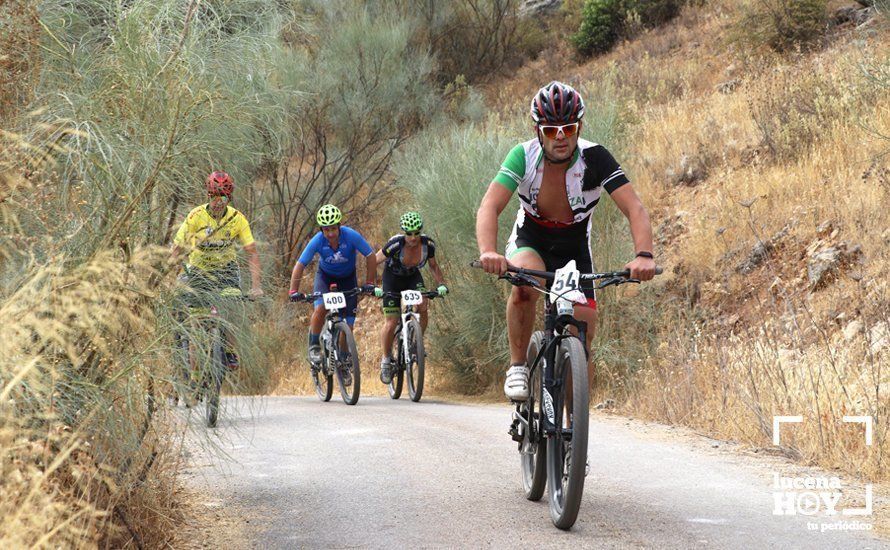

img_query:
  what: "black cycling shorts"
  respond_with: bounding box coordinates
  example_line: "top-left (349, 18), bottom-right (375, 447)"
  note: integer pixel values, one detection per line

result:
top-left (506, 214), bottom-right (597, 303)
top-left (381, 268), bottom-right (425, 315)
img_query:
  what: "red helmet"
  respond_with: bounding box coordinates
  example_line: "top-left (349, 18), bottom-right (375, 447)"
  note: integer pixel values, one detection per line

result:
top-left (530, 81), bottom-right (585, 124)
top-left (205, 170), bottom-right (234, 196)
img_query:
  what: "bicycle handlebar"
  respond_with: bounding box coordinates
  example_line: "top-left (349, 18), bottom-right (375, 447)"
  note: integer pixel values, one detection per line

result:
top-left (469, 260), bottom-right (662, 290)
top-left (375, 290), bottom-right (443, 299)
top-left (470, 260), bottom-right (662, 279)
top-left (293, 286), bottom-right (373, 303)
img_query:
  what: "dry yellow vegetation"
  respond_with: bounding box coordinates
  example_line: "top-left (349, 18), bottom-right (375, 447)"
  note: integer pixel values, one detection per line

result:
top-left (491, 0), bottom-right (888, 483)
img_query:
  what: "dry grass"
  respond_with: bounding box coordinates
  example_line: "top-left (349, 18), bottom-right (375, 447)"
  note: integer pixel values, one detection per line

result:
top-left (484, 0), bottom-right (890, 484)
top-left (617, 4), bottom-right (890, 483)
top-left (1, 122), bottom-right (181, 547)
top-left (0, 246), bottom-right (182, 547)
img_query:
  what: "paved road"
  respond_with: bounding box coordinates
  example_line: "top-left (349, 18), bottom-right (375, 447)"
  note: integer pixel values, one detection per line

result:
top-left (181, 397), bottom-right (886, 549)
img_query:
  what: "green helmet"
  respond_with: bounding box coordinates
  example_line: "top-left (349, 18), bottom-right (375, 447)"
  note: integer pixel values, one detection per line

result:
top-left (316, 204), bottom-right (342, 227)
top-left (400, 211), bottom-right (423, 233)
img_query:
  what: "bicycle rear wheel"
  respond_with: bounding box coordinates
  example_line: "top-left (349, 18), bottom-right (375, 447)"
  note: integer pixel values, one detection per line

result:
top-left (388, 327), bottom-right (404, 399)
top-left (334, 322), bottom-right (361, 405)
top-left (406, 318), bottom-right (425, 402)
top-left (520, 331), bottom-right (547, 501)
top-left (546, 336), bottom-right (589, 530)
top-left (205, 335), bottom-right (225, 428)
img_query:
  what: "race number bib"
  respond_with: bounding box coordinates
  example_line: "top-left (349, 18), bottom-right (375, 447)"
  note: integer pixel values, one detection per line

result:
top-left (401, 290), bottom-right (423, 306)
top-left (551, 260), bottom-right (586, 304)
top-left (323, 292), bottom-right (347, 311)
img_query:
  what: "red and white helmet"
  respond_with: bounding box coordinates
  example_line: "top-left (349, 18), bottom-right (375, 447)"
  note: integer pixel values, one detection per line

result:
top-left (530, 81), bottom-right (585, 124)
top-left (205, 170), bottom-right (234, 197)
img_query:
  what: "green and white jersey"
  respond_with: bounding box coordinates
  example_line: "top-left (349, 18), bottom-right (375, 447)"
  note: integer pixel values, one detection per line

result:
top-left (493, 138), bottom-right (629, 226)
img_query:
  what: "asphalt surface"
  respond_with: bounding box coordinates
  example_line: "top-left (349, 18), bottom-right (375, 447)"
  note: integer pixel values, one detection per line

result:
top-left (181, 396), bottom-right (887, 549)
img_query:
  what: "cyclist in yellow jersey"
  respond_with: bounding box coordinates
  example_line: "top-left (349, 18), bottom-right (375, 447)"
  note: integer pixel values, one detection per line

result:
top-left (172, 170), bottom-right (263, 366)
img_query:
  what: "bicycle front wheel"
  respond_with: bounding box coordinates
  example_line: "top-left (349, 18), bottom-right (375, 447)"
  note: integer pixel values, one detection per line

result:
top-left (520, 331), bottom-right (547, 501)
top-left (334, 322), bottom-right (361, 405)
top-left (313, 366), bottom-right (333, 402)
top-left (205, 336), bottom-right (225, 428)
top-left (388, 327), bottom-right (404, 400)
top-left (546, 336), bottom-right (589, 530)
top-left (406, 318), bottom-right (425, 402)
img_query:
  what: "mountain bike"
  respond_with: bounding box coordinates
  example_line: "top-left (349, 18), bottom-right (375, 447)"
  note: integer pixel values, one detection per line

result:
top-left (173, 291), bottom-right (251, 428)
top-left (377, 290), bottom-right (442, 402)
top-left (473, 259), bottom-right (660, 530)
top-left (294, 285), bottom-right (371, 405)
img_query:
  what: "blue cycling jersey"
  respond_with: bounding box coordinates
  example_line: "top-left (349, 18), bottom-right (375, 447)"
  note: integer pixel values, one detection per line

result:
top-left (297, 225), bottom-right (373, 278)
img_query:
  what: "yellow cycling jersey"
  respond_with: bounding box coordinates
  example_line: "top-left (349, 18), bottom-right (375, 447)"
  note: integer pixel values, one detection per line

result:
top-left (173, 204), bottom-right (255, 271)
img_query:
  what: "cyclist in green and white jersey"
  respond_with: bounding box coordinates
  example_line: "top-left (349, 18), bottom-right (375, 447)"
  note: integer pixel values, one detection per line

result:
top-left (475, 81), bottom-right (656, 401)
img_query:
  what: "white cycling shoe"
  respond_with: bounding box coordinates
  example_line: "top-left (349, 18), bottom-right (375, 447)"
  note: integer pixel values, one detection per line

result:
top-left (504, 364), bottom-right (530, 402)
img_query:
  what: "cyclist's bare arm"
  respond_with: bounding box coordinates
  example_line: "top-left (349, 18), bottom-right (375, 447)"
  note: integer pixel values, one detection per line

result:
top-left (609, 183), bottom-right (656, 281)
top-left (169, 243), bottom-right (188, 273)
top-left (364, 252), bottom-right (377, 286)
top-left (244, 242), bottom-right (263, 296)
top-left (374, 249), bottom-right (386, 272)
top-left (475, 182), bottom-right (513, 274)
top-left (289, 261), bottom-right (306, 293)
top-left (428, 256), bottom-right (446, 287)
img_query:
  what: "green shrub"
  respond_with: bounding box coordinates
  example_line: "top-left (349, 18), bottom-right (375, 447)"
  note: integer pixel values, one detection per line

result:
top-left (571, 0), bottom-right (624, 57)
top-left (397, 0), bottom-right (530, 84)
top-left (749, 66), bottom-right (866, 160)
top-left (623, 0), bottom-right (683, 29)
top-left (570, 0), bottom-right (683, 57)
top-left (736, 0), bottom-right (828, 53)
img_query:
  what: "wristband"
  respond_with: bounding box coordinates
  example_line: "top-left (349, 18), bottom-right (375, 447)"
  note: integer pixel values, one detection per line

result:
top-left (635, 251), bottom-right (654, 259)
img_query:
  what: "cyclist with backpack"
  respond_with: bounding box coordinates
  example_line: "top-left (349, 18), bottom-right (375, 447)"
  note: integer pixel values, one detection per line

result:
top-left (373, 212), bottom-right (448, 384)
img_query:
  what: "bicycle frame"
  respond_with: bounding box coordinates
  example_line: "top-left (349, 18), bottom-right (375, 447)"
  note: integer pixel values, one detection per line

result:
top-left (398, 304), bottom-right (420, 367)
top-left (319, 310), bottom-right (346, 374)
top-left (304, 285), bottom-right (364, 373)
top-left (526, 295), bottom-right (588, 440)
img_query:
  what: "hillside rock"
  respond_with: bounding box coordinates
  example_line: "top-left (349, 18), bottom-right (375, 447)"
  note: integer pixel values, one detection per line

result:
top-left (716, 79), bottom-right (740, 94)
top-left (657, 210), bottom-right (689, 245)
top-left (805, 240), bottom-right (862, 289)
top-left (666, 154), bottom-right (707, 186)
top-left (520, 0), bottom-right (562, 15)
top-left (736, 226), bottom-right (790, 274)
top-left (832, 5), bottom-right (875, 27)
top-left (869, 322), bottom-right (889, 355)
top-left (843, 320), bottom-right (863, 342)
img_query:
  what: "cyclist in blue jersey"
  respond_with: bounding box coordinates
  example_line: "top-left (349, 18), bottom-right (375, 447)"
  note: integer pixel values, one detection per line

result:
top-left (288, 204), bottom-right (377, 365)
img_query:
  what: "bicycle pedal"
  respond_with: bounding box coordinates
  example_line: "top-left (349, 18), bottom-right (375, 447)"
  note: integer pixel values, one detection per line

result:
top-left (508, 421), bottom-right (522, 443)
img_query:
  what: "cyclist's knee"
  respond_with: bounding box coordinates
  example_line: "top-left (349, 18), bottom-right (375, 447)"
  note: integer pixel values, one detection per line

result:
top-left (508, 249), bottom-right (544, 270)
top-left (510, 285), bottom-right (538, 304)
